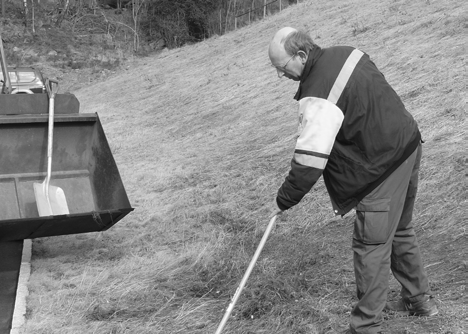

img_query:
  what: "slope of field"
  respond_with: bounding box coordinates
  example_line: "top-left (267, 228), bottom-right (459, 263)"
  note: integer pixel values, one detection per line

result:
top-left (23, 0), bottom-right (466, 333)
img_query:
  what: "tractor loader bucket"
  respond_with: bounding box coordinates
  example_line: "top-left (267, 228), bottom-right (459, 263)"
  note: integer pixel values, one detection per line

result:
top-left (0, 94), bottom-right (133, 242)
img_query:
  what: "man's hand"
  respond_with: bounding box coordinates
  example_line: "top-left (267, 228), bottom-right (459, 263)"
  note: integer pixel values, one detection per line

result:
top-left (269, 200), bottom-right (284, 218)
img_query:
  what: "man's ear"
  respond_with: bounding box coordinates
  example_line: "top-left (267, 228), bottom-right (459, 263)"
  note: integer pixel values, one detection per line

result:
top-left (297, 50), bottom-right (308, 64)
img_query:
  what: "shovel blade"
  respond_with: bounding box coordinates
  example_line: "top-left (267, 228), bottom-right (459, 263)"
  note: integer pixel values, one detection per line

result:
top-left (33, 182), bottom-right (70, 216)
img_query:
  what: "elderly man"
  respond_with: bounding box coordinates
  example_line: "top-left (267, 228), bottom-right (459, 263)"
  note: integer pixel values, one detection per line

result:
top-left (268, 27), bottom-right (437, 334)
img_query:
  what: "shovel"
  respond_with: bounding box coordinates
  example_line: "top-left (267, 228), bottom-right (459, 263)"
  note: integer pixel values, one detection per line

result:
top-left (33, 79), bottom-right (69, 216)
top-left (215, 215), bottom-right (278, 334)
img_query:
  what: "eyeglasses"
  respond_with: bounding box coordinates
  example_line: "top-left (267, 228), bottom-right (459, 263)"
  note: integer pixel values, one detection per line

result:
top-left (272, 53), bottom-right (296, 72)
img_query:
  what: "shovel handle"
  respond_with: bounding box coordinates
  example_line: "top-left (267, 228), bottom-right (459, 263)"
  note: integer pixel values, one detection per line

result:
top-left (45, 78), bottom-right (59, 185)
top-left (45, 78), bottom-right (59, 98)
top-left (215, 215), bottom-right (278, 334)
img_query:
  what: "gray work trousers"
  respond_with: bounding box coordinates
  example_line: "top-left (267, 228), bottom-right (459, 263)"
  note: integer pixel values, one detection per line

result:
top-left (350, 143), bottom-right (430, 334)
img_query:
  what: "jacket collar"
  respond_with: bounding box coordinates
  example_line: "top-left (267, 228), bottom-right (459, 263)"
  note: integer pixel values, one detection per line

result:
top-left (294, 46), bottom-right (323, 100)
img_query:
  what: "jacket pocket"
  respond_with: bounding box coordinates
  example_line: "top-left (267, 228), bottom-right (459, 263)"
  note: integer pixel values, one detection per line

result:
top-left (354, 198), bottom-right (391, 245)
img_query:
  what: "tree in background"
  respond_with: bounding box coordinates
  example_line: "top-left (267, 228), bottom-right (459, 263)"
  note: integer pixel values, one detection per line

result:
top-left (141, 0), bottom-right (218, 48)
top-left (0, 0), bottom-right (291, 53)
top-left (140, 0), bottom-right (287, 48)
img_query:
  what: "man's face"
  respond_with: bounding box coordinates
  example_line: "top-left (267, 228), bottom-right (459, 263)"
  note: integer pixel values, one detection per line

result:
top-left (270, 49), bottom-right (304, 81)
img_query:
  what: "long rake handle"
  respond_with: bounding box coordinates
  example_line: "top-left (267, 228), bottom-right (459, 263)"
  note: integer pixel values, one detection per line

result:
top-left (215, 215), bottom-right (278, 334)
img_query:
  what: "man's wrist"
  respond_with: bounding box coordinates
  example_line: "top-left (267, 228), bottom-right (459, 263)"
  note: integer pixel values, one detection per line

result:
top-left (276, 198), bottom-right (289, 211)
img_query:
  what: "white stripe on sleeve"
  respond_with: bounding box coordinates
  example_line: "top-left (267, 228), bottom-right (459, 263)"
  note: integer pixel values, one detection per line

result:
top-left (294, 152), bottom-right (328, 169)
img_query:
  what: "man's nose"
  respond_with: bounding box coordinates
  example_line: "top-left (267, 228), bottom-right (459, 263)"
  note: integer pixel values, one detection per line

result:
top-left (276, 69), bottom-right (284, 78)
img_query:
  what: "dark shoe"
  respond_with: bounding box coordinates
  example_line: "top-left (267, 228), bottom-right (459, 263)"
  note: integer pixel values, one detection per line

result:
top-left (385, 295), bottom-right (438, 316)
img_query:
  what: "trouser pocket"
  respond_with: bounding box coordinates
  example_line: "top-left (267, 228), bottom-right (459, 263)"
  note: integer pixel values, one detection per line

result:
top-left (354, 198), bottom-right (391, 244)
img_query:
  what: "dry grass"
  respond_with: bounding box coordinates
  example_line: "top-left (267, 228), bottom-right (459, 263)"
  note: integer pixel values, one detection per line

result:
top-left (21, 0), bottom-right (467, 333)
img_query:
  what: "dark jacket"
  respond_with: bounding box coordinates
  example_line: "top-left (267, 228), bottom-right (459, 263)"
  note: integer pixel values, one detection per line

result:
top-left (277, 46), bottom-right (421, 215)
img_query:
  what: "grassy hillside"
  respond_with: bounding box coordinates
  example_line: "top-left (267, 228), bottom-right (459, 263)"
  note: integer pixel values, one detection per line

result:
top-left (23, 0), bottom-right (466, 333)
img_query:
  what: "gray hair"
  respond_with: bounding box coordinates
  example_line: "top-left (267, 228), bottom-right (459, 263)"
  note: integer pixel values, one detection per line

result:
top-left (282, 30), bottom-right (317, 55)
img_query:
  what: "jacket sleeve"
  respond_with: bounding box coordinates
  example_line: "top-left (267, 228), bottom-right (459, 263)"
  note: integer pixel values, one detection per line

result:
top-left (276, 97), bottom-right (344, 211)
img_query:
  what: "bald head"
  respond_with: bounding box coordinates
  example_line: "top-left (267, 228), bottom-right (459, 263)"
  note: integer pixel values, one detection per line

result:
top-left (268, 27), bottom-right (297, 63)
